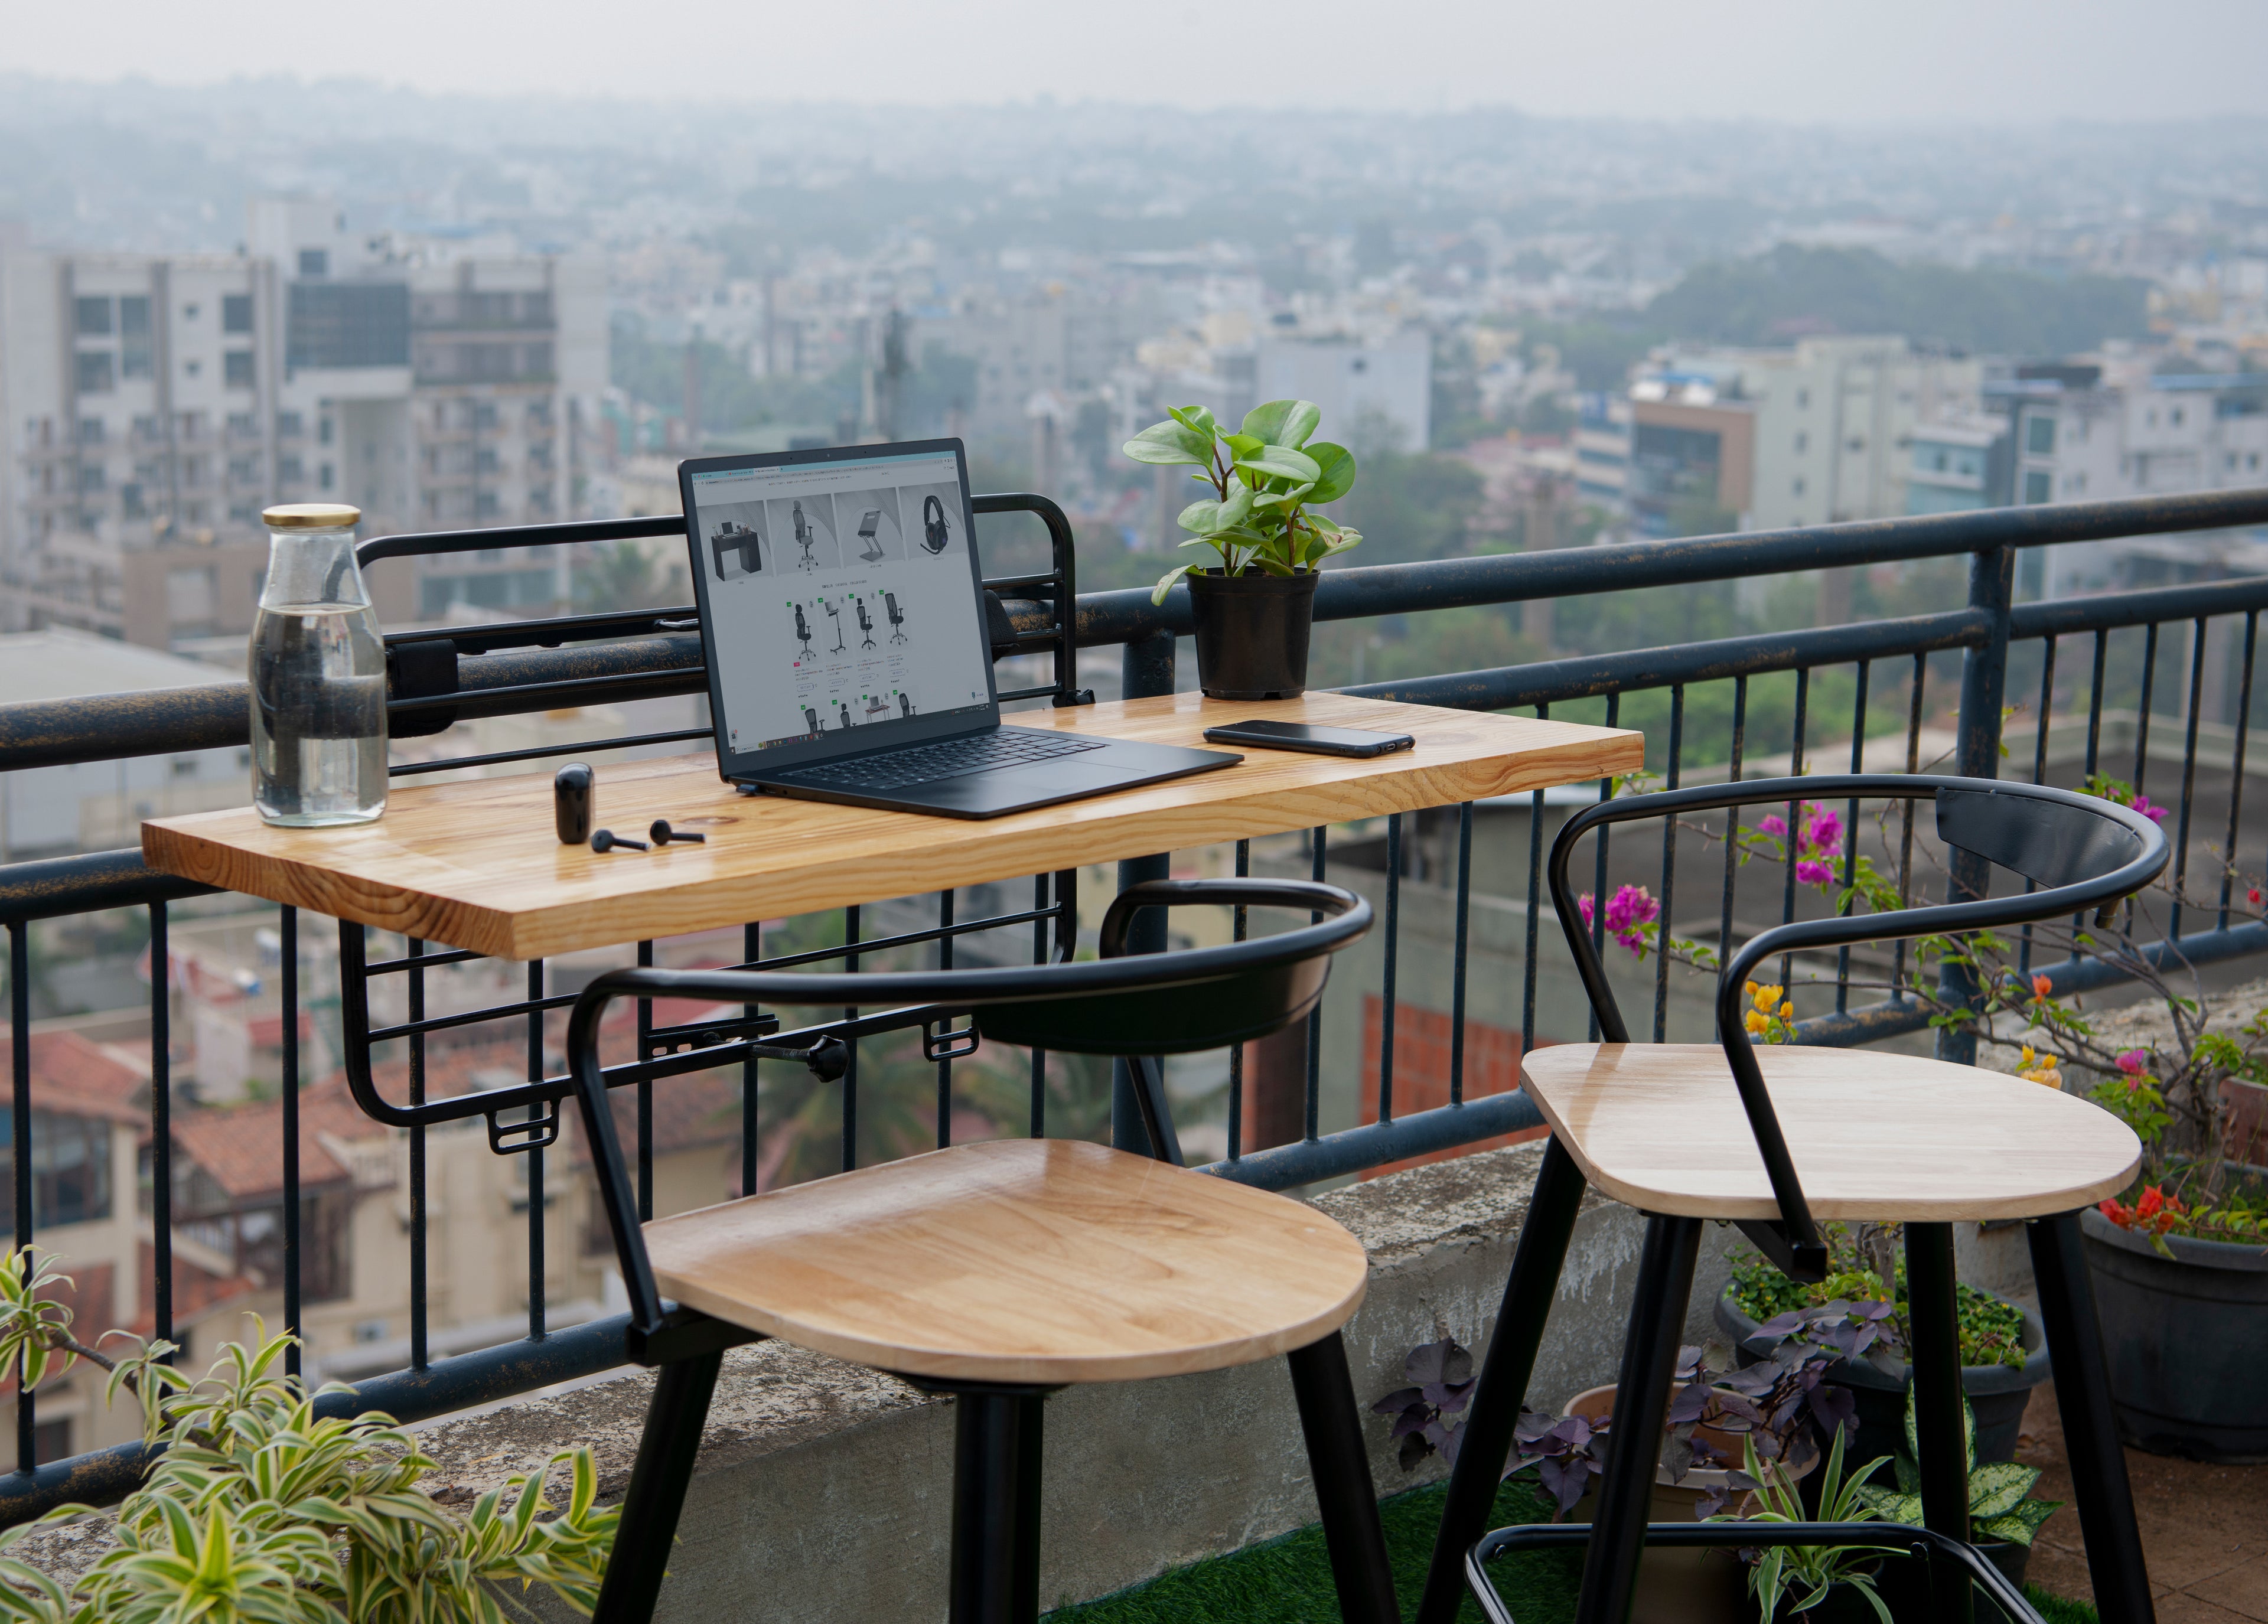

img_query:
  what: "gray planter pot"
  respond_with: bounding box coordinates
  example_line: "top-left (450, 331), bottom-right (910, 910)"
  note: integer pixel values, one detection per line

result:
top-left (2080, 1204), bottom-right (2268, 1462)
top-left (1715, 1286), bottom-right (2052, 1468)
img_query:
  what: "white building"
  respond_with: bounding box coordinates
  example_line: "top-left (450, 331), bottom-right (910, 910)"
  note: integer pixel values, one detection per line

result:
top-left (1646, 337), bottom-right (1983, 530)
top-left (0, 198), bottom-right (607, 649)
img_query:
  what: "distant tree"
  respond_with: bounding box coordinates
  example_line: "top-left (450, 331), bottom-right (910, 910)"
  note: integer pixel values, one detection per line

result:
top-left (1329, 447), bottom-right (1487, 567)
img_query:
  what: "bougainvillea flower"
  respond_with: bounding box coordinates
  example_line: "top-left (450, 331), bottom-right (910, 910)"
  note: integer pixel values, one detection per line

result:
top-left (1795, 859), bottom-right (1834, 885)
top-left (2116, 1049), bottom-right (2147, 1075)
top-left (2129, 794), bottom-right (2168, 823)
top-left (1804, 810), bottom-right (1843, 852)
top-left (2031, 973), bottom-right (2054, 1002)
top-left (1758, 814), bottom-right (1787, 837)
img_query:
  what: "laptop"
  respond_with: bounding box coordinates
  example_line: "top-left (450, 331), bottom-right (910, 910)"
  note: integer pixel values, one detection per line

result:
top-left (679, 439), bottom-right (1240, 818)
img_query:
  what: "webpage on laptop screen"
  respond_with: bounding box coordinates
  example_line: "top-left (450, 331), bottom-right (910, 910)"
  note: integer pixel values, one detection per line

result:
top-left (688, 450), bottom-right (990, 753)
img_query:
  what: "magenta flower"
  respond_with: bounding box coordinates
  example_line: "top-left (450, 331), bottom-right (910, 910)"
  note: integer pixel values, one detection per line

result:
top-left (1804, 810), bottom-right (1843, 853)
top-left (1758, 814), bottom-right (1787, 837)
top-left (2116, 1049), bottom-right (2148, 1075)
top-left (1578, 894), bottom-right (1594, 930)
top-left (1795, 859), bottom-right (1835, 886)
top-left (2129, 794), bottom-right (2168, 823)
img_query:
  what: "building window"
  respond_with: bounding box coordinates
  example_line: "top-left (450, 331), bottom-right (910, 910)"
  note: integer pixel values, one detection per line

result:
top-left (80, 464), bottom-right (106, 493)
top-left (74, 296), bottom-right (112, 336)
top-left (78, 418), bottom-right (104, 446)
top-left (1791, 477), bottom-right (1806, 497)
top-left (279, 454), bottom-right (304, 484)
top-left (183, 359), bottom-right (201, 379)
top-left (1794, 431), bottom-right (1808, 453)
top-left (2172, 407), bottom-right (2185, 428)
top-left (275, 411), bottom-right (303, 439)
top-left (226, 412), bottom-right (258, 438)
top-left (120, 296), bottom-right (153, 378)
top-left (2251, 454), bottom-right (2261, 471)
top-left (1795, 389), bottom-right (1810, 409)
top-left (75, 351), bottom-right (114, 393)
top-left (319, 416), bottom-right (334, 445)
top-left (0, 1112), bottom-right (113, 1228)
top-left (2023, 470), bottom-right (2052, 504)
top-left (298, 249), bottom-right (329, 279)
top-left (222, 295), bottom-right (253, 334)
top-left (1847, 436), bottom-right (1865, 452)
top-left (223, 351), bottom-right (255, 390)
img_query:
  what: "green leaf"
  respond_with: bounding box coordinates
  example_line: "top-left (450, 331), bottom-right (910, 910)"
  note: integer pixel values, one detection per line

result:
top-left (1165, 404), bottom-right (1218, 441)
top-left (1122, 422), bottom-right (1212, 467)
top-left (1218, 487), bottom-right (1255, 528)
top-left (1252, 483), bottom-right (1314, 510)
top-left (1966, 1461), bottom-right (2039, 1519)
top-left (1220, 432), bottom-right (1265, 459)
top-left (1233, 445), bottom-right (1322, 486)
top-left (1150, 564), bottom-right (1193, 606)
top-left (1177, 498), bottom-right (1223, 534)
top-left (1303, 441), bottom-right (1357, 503)
top-left (1241, 398), bottom-right (1321, 449)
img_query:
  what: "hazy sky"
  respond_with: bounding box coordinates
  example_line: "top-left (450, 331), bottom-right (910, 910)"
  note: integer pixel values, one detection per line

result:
top-left (6, 0), bottom-right (2268, 125)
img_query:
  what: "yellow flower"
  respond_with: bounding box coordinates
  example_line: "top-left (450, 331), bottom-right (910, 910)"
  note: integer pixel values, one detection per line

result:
top-left (1745, 980), bottom-right (1758, 995)
top-left (1745, 1010), bottom-right (1769, 1035)
top-left (1753, 984), bottom-right (1783, 1011)
top-left (1780, 1002), bottom-right (1794, 1019)
top-left (2020, 1045), bottom-right (2036, 1066)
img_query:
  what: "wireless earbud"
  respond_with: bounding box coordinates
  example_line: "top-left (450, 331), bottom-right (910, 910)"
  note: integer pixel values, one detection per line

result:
top-left (589, 829), bottom-right (648, 853)
top-left (650, 819), bottom-right (706, 846)
top-left (554, 762), bottom-right (594, 844)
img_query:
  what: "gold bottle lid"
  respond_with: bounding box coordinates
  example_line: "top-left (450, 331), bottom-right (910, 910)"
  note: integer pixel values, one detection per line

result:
top-left (262, 503), bottom-right (362, 530)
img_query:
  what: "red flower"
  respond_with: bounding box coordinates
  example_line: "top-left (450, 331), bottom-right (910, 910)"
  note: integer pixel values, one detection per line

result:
top-left (2252, 888), bottom-right (2263, 906)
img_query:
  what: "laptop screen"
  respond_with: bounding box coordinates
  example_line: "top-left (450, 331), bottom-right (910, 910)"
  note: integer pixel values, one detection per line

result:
top-left (682, 443), bottom-right (995, 765)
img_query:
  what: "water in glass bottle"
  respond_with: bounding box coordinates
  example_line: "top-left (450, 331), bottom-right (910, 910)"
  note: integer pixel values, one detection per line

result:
top-left (250, 504), bottom-right (387, 826)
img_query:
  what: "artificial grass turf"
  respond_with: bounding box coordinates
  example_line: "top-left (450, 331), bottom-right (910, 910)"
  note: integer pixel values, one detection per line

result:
top-left (1040, 1477), bottom-right (2101, 1624)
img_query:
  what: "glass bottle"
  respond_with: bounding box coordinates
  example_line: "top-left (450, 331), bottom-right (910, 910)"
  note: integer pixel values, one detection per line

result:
top-left (249, 504), bottom-right (387, 826)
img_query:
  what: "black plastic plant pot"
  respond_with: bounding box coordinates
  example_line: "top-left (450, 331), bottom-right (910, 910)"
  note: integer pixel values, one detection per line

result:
top-left (1187, 566), bottom-right (1319, 700)
top-left (1715, 1287), bottom-right (2052, 1469)
top-left (2080, 1205), bottom-right (2268, 1462)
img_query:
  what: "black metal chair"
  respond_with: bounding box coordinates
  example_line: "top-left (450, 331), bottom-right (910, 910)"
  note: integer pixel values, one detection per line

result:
top-left (1414, 774), bottom-right (2169, 1624)
top-left (568, 878), bottom-right (1400, 1624)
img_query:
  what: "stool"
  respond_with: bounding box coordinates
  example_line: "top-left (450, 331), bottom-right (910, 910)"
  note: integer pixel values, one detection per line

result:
top-left (1415, 774), bottom-right (2168, 1624)
top-left (568, 879), bottom-right (1400, 1624)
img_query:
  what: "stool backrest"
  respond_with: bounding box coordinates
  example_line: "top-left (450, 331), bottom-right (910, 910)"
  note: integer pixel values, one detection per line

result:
top-left (1547, 773), bottom-right (2166, 1280)
top-left (563, 878), bottom-right (1370, 1340)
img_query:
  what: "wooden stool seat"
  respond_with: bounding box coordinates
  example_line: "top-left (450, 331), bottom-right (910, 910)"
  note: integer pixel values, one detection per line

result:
top-left (641, 1137), bottom-right (1370, 1385)
top-left (1520, 1043), bottom-right (2140, 1223)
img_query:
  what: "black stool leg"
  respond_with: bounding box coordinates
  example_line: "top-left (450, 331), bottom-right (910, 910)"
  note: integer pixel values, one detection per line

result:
top-left (1012, 1392), bottom-right (1045, 1624)
top-left (2029, 1211), bottom-right (2157, 1624)
top-left (1907, 1221), bottom-right (1975, 1624)
top-left (592, 1349), bottom-right (724, 1624)
top-left (951, 1390), bottom-right (1027, 1624)
top-left (1573, 1213), bottom-right (1702, 1624)
top-left (1415, 1136), bottom-right (1588, 1624)
top-left (1287, 1330), bottom-right (1401, 1624)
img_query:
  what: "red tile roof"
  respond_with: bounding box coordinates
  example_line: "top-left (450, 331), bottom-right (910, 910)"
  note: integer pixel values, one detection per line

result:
top-left (0, 1031), bottom-right (148, 1125)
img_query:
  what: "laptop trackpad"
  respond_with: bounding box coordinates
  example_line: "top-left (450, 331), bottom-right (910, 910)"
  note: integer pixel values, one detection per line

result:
top-left (918, 759), bottom-right (1143, 814)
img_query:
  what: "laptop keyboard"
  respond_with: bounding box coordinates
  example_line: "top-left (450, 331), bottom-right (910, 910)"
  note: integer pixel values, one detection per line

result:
top-left (781, 731), bottom-right (1107, 793)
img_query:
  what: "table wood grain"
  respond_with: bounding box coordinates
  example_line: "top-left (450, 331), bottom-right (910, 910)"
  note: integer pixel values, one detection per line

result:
top-left (142, 690), bottom-right (1640, 960)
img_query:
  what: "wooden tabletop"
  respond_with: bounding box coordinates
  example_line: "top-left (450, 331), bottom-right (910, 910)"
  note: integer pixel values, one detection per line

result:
top-left (141, 690), bottom-right (1639, 961)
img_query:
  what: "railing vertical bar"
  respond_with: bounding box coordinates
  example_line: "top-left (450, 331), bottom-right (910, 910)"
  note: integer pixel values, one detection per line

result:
top-left (1521, 704), bottom-right (1549, 1058)
top-left (936, 889), bottom-right (955, 1150)
top-left (2019, 638), bottom-right (2058, 975)
top-left (2133, 621), bottom-right (2160, 794)
top-left (9, 921), bottom-right (32, 1471)
top-left (1379, 813), bottom-right (1401, 1125)
top-left (2086, 630), bottom-right (2109, 780)
top-left (1449, 804), bottom-right (1473, 1107)
top-left (635, 941), bottom-right (653, 1222)
top-left (1716, 676), bottom-right (1748, 1037)
top-left (1306, 826), bottom-right (1325, 1143)
top-left (2171, 618), bottom-right (2208, 943)
top-left (526, 958), bottom-right (545, 1341)
top-left (1894, 657), bottom-right (1923, 994)
top-left (150, 901), bottom-right (172, 1350)
top-left (1836, 662), bottom-right (1869, 1015)
top-left (1779, 668), bottom-right (1809, 994)
top-left (1587, 694), bottom-right (1619, 1043)
top-left (1228, 842), bottom-right (1249, 1157)
top-left (742, 922), bottom-right (761, 1195)
top-left (281, 905), bottom-right (301, 1377)
top-left (1653, 687), bottom-right (1684, 1042)
top-left (408, 936), bottom-right (428, 1369)
top-left (842, 906), bottom-right (861, 1172)
top-left (2222, 613), bottom-right (2259, 931)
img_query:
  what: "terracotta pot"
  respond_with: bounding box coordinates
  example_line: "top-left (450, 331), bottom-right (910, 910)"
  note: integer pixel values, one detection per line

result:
top-left (1557, 1384), bottom-right (1817, 1624)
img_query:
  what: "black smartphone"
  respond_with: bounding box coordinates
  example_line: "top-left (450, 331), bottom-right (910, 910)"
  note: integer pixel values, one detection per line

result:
top-left (1200, 719), bottom-right (1417, 758)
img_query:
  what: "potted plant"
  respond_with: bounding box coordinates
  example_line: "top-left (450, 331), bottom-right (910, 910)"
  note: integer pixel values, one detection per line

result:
top-left (1120, 399), bottom-right (1361, 699)
top-left (1714, 1234), bottom-right (2051, 1469)
top-left (1713, 1426), bottom-right (1898, 1623)
top-left (1856, 1385), bottom-right (2065, 1617)
top-left (1377, 1335), bottom-right (1848, 1624)
top-left (0, 1250), bottom-right (615, 1622)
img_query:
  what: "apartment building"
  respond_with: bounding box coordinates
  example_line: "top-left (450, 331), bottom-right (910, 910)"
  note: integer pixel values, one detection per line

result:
top-left (1636, 337), bottom-right (1983, 533)
top-left (0, 198), bottom-right (605, 650)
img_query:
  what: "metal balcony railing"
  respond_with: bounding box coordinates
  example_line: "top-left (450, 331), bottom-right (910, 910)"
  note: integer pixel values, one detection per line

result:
top-left (4, 485), bottom-right (2268, 1522)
